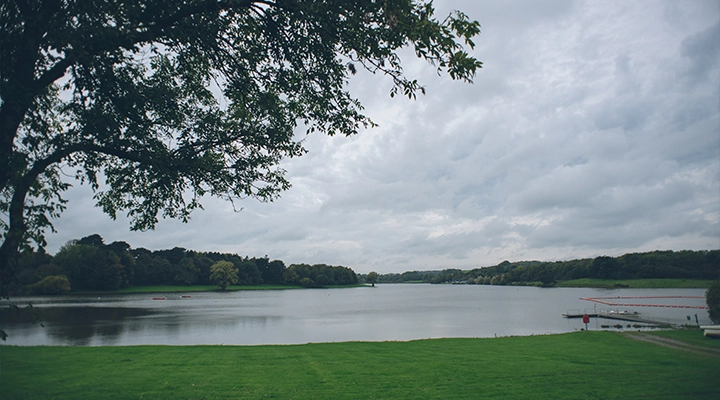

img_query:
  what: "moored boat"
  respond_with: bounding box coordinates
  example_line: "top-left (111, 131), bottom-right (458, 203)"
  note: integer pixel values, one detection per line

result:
top-left (700, 325), bottom-right (720, 338)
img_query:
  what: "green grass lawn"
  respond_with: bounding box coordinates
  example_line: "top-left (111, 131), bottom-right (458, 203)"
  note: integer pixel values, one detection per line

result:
top-left (2, 330), bottom-right (718, 399)
top-left (556, 278), bottom-right (715, 289)
top-left (650, 328), bottom-right (720, 349)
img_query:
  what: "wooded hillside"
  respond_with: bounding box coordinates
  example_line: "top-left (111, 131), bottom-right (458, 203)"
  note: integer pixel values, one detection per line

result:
top-left (9, 234), bottom-right (357, 294)
top-left (361, 250), bottom-right (720, 286)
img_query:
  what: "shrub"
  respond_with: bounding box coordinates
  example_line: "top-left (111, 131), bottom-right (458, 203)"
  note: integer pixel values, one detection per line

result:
top-left (26, 275), bottom-right (71, 295)
top-left (707, 280), bottom-right (720, 323)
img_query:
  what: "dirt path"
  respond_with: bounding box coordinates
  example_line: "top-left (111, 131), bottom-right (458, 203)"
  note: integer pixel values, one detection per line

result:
top-left (623, 333), bottom-right (720, 359)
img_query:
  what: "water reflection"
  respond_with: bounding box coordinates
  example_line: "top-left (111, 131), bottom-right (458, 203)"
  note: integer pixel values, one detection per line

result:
top-left (0, 285), bottom-right (711, 346)
top-left (1, 306), bottom-right (155, 346)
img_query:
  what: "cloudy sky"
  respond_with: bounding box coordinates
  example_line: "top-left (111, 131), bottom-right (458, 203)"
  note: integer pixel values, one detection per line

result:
top-left (46, 0), bottom-right (720, 274)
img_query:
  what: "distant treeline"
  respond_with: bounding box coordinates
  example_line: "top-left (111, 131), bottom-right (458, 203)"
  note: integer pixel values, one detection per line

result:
top-left (10, 234), bottom-right (358, 294)
top-left (360, 250), bottom-right (720, 286)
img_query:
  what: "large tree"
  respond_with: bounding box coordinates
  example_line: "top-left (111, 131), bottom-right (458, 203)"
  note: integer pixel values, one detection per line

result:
top-left (209, 260), bottom-right (238, 290)
top-left (52, 241), bottom-right (124, 290)
top-left (707, 280), bottom-right (720, 324)
top-left (366, 271), bottom-right (378, 287)
top-left (0, 0), bottom-right (481, 296)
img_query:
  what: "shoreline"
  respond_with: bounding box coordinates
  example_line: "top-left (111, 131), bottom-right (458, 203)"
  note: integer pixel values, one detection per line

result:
top-left (3, 279), bottom-right (712, 298)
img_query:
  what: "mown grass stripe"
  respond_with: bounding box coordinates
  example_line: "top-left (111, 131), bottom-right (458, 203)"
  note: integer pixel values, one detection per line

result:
top-left (1, 330), bottom-right (718, 399)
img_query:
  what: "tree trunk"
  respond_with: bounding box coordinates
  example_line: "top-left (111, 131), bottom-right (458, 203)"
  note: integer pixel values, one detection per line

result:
top-left (0, 187), bottom-right (26, 297)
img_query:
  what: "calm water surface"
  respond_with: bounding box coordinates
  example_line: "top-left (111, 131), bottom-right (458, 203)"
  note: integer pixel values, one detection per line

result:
top-left (0, 284), bottom-right (711, 346)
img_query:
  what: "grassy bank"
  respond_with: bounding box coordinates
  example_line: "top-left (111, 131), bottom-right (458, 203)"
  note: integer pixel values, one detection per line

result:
top-left (73, 280), bottom-right (711, 295)
top-left (76, 283), bottom-right (369, 295)
top-left (111, 284), bottom-right (300, 293)
top-left (2, 330), bottom-right (718, 399)
top-left (555, 278), bottom-right (715, 288)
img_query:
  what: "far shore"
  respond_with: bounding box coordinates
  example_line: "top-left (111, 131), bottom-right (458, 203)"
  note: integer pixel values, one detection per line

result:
top-left (34, 278), bottom-right (713, 297)
top-left (553, 278), bottom-right (715, 289)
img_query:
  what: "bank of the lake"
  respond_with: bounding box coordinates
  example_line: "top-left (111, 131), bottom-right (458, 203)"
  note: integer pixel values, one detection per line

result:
top-left (81, 283), bottom-right (368, 294)
top-left (555, 278), bottom-right (716, 289)
top-left (75, 278), bottom-right (716, 296)
top-left (2, 330), bottom-right (718, 399)
top-left (113, 284), bottom-right (303, 293)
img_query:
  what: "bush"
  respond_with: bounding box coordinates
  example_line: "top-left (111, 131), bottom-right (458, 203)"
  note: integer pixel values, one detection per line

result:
top-left (26, 275), bottom-right (71, 295)
top-left (209, 261), bottom-right (239, 290)
top-left (707, 280), bottom-right (720, 323)
top-left (299, 277), bottom-right (315, 288)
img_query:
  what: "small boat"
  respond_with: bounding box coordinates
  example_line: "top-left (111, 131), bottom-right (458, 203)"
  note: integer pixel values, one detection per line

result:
top-left (152, 296), bottom-right (166, 300)
top-left (700, 325), bottom-right (720, 338)
top-left (608, 309), bottom-right (639, 315)
top-left (180, 295), bottom-right (191, 299)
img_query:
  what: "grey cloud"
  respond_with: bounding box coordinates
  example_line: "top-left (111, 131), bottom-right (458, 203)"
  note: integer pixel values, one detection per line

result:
top-left (43, 1), bottom-right (719, 274)
top-left (680, 20), bottom-right (720, 85)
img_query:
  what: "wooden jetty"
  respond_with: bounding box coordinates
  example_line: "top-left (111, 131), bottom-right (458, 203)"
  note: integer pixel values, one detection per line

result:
top-left (579, 296), bottom-right (708, 310)
top-left (562, 310), bottom-right (670, 326)
top-left (563, 311), bottom-right (599, 318)
top-left (564, 295), bottom-right (709, 327)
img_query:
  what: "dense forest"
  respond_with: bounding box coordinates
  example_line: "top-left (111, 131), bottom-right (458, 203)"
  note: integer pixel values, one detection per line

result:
top-left (9, 235), bottom-right (719, 295)
top-left (360, 250), bottom-right (720, 286)
top-left (8, 234), bottom-right (358, 294)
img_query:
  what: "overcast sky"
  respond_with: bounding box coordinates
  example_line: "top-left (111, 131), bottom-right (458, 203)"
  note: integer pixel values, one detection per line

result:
top-left (46, 0), bottom-right (720, 274)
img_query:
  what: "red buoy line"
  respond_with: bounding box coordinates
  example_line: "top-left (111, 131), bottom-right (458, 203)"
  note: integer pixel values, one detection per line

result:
top-left (580, 296), bottom-right (709, 309)
top-left (583, 296), bottom-right (704, 299)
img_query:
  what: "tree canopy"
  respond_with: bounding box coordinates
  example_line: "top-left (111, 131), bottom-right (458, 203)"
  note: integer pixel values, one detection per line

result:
top-left (366, 271), bottom-right (378, 287)
top-left (209, 260), bottom-right (238, 290)
top-left (6, 233), bottom-right (359, 295)
top-left (0, 0), bottom-right (482, 295)
top-left (365, 250), bottom-right (720, 285)
top-left (707, 280), bottom-right (720, 323)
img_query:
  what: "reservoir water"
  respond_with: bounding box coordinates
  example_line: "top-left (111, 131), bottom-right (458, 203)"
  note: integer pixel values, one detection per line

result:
top-left (0, 284), bottom-right (711, 346)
